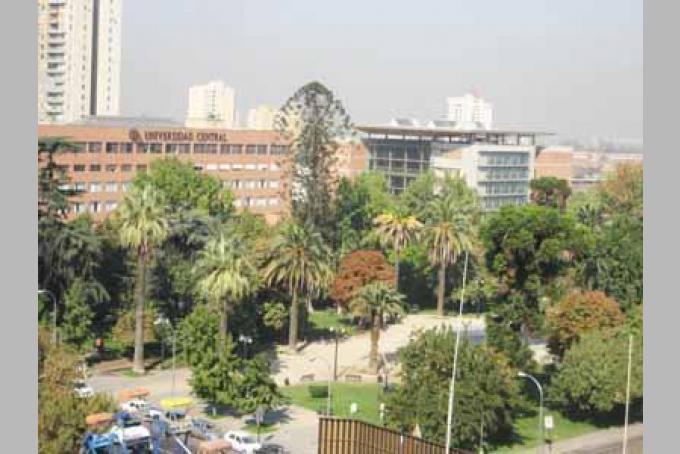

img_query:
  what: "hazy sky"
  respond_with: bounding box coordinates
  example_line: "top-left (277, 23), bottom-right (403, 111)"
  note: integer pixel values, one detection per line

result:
top-left (120, 0), bottom-right (642, 142)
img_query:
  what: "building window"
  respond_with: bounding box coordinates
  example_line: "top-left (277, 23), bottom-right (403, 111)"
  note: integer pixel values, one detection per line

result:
top-left (121, 182), bottom-right (132, 192)
top-left (270, 145), bottom-right (288, 155)
top-left (90, 182), bottom-right (101, 193)
top-left (121, 164), bottom-right (132, 172)
top-left (121, 143), bottom-right (133, 153)
top-left (270, 163), bottom-right (280, 171)
top-left (245, 163), bottom-right (256, 170)
top-left (246, 145), bottom-right (257, 155)
top-left (258, 163), bottom-right (269, 171)
top-left (256, 145), bottom-right (268, 155)
top-left (74, 202), bottom-right (86, 214)
top-left (105, 201), bottom-right (118, 212)
top-left (229, 144), bottom-right (243, 154)
top-left (136, 143), bottom-right (148, 153)
top-left (165, 143), bottom-right (178, 154)
top-left (254, 197), bottom-right (267, 207)
top-left (105, 142), bottom-right (119, 153)
top-left (219, 163), bottom-right (231, 170)
top-left (106, 164), bottom-right (117, 172)
top-left (149, 143), bottom-right (162, 154)
top-left (73, 142), bottom-right (87, 153)
top-left (268, 197), bottom-right (279, 206)
top-left (136, 164), bottom-right (147, 172)
top-left (88, 142), bottom-right (102, 153)
top-left (232, 163), bottom-right (243, 171)
top-left (194, 144), bottom-right (218, 154)
top-left (105, 182), bottom-right (118, 192)
top-left (73, 164), bottom-right (86, 172)
top-left (206, 163), bottom-right (218, 171)
top-left (90, 164), bottom-right (101, 172)
top-left (74, 182), bottom-right (86, 192)
top-left (178, 144), bottom-right (191, 154)
top-left (269, 181), bottom-right (280, 189)
top-left (220, 144), bottom-right (230, 154)
top-left (90, 201), bottom-right (101, 213)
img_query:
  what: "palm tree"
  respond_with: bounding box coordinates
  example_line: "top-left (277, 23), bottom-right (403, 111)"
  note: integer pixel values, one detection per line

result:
top-left (425, 192), bottom-right (475, 316)
top-left (348, 282), bottom-right (405, 372)
top-left (262, 222), bottom-right (333, 350)
top-left (117, 184), bottom-right (169, 374)
top-left (372, 212), bottom-right (422, 290)
top-left (193, 232), bottom-right (258, 345)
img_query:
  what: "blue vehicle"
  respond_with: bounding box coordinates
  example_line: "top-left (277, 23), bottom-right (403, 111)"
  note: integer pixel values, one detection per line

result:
top-left (81, 432), bottom-right (123, 454)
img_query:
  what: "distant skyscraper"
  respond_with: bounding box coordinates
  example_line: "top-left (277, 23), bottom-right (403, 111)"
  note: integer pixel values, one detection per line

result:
top-left (247, 105), bottom-right (277, 130)
top-left (185, 80), bottom-right (237, 129)
top-left (38, 0), bottom-right (123, 124)
top-left (446, 93), bottom-right (493, 130)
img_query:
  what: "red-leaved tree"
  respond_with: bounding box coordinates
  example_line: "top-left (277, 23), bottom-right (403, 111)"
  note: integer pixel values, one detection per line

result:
top-left (331, 250), bottom-right (395, 312)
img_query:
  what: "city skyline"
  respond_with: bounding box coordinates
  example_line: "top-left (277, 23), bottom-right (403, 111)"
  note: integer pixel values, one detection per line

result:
top-left (118, 0), bottom-right (642, 143)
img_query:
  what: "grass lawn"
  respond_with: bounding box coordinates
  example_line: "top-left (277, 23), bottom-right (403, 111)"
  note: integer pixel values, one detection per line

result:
top-left (283, 382), bottom-right (605, 452)
top-left (307, 309), bottom-right (358, 336)
top-left (495, 409), bottom-right (604, 452)
top-left (282, 383), bottom-right (384, 425)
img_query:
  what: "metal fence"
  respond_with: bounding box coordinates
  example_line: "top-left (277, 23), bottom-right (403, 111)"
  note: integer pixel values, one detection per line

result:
top-left (318, 417), bottom-right (473, 454)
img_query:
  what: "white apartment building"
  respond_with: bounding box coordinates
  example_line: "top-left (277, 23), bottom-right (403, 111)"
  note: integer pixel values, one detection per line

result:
top-left (446, 93), bottom-right (494, 130)
top-left (247, 104), bottom-right (278, 130)
top-left (185, 81), bottom-right (237, 129)
top-left (38, 0), bottom-right (122, 124)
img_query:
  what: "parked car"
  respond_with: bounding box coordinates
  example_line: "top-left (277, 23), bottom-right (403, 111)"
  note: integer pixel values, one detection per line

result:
top-left (224, 431), bottom-right (261, 454)
top-left (73, 380), bottom-right (94, 398)
top-left (162, 409), bottom-right (192, 436)
top-left (190, 418), bottom-right (222, 441)
top-left (108, 412), bottom-right (152, 451)
top-left (255, 443), bottom-right (288, 454)
top-left (119, 399), bottom-right (150, 416)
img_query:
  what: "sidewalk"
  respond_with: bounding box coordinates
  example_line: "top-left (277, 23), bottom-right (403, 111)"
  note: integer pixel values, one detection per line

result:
top-left (512, 424), bottom-right (643, 454)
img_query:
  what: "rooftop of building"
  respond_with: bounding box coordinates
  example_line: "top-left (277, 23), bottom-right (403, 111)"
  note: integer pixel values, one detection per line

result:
top-left (356, 122), bottom-right (553, 138)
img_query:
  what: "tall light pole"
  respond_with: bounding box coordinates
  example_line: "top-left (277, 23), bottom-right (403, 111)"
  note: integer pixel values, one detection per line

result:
top-left (622, 334), bottom-right (633, 454)
top-left (310, 356), bottom-right (332, 416)
top-left (38, 289), bottom-right (58, 345)
top-left (154, 317), bottom-right (177, 398)
top-left (518, 371), bottom-right (544, 452)
top-left (445, 251), bottom-right (469, 453)
top-left (329, 327), bottom-right (345, 381)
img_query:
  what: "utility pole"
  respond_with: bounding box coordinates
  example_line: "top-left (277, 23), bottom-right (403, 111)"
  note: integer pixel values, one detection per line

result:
top-left (445, 251), bottom-right (469, 453)
top-left (623, 334), bottom-right (633, 454)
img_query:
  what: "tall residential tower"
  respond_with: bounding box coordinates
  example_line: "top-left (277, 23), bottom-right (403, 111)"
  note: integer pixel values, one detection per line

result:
top-left (185, 81), bottom-right (237, 129)
top-left (38, 0), bottom-right (122, 123)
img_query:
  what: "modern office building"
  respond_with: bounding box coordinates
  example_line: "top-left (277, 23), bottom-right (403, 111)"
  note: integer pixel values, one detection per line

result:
top-left (38, 0), bottom-right (122, 123)
top-left (185, 81), bottom-right (237, 129)
top-left (357, 123), bottom-right (549, 210)
top-left (246, 105), bottom-right (278, 130)
top-left (446, 93), bottom-right (494, 130)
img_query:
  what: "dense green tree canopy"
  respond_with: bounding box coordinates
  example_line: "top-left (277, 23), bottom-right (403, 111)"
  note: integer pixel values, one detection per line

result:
top-left (530, 176), bottom-right (571, 210)
top-left (275, 81), bottom-right (353, 237)
top-left (385, 328), bottom-right (521, 450)
top-left (133, 158), bottom-right (234, 216)
top-left (549, 329), bottom-right (642, 416)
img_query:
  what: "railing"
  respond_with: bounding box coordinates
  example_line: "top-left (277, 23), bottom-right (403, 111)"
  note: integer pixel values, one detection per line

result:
top-left (318, 417), bottom-right (473, 454)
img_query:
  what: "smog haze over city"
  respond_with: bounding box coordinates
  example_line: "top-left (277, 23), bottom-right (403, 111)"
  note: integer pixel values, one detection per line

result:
top-left (120, 0), bottom-right (642, 145)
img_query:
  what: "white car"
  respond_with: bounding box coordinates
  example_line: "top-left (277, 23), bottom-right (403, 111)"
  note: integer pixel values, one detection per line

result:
top-left (224, 430), bottom-right (261, 453)
top-left (119, 399), bottom-right (151, 415)
top-left (109, 414), bottom-right (152, 450)
top-left (73, 380), bottom-right (94, 398)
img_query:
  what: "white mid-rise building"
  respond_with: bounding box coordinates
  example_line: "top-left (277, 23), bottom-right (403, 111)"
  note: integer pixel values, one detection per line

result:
top-left (185, 80), bottom-right (237, 129)
top-left (446, 93), bottom-right (494, 130)
top-left (38, 0), bottom-right (122, 124)
top-left (247, 104), bottom-right (277, 130)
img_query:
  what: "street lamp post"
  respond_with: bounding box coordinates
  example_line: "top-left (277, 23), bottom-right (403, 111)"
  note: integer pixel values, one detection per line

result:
top-left (518, 371), bottom-right (544, 453)
top-left (154, 317), bottom-right (177, 398)
top-left (38, 289), bottom-right (58, 345)
top-left (238, 334), bottom-right (253, 359)
top-left (329, 327), bottom-right (344, 381)
top-left (310, 356), bottom-right (332, 416)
